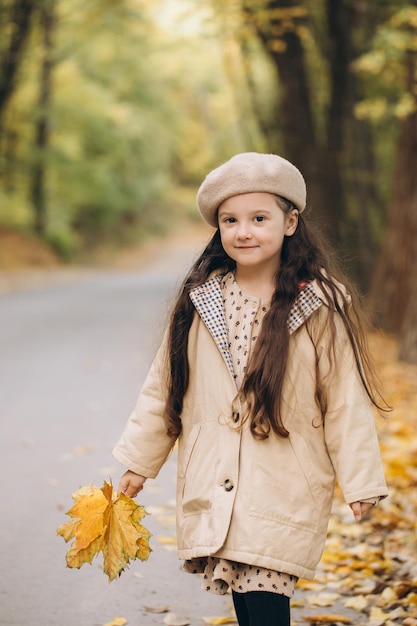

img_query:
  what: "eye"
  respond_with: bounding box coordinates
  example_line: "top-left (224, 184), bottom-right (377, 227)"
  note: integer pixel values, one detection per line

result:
top-left (254, 215), bottom-right (265, 222)
top-left (222, 216), bottom-right (236, 223)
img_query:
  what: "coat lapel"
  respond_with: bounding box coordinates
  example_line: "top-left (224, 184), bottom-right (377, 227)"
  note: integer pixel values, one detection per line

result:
top-left (189, 276), bottom-right (235, 380)
top-left (287, 282), bottom-right (323, 334)
top-left (190, 275), bottom-right (324, 375)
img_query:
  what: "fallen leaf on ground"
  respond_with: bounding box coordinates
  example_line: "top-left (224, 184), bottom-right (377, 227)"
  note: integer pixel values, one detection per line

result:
top-left (57, 480), bottom-right (151, 581)
top-left (103, 618), bottom-right (128, 626)
top-left (203, 617), bottom-right (238, 624)
top-left (157, 534), bottom-right (178, 551)
top-left (143, 605), bottom-right (169, 613)
top-left (157, 535), bottom-right (177, 544)
top-left (74, 445), bottom-right (94, 455)
top-left (409, 592), bottom-right (417, 606)
top-left (306, 593), bottom-right (340, 607)
top-left (368, 606), bottom-right (390, 625)
top-left (343, 595), bottom-right (368, 611)
top-left (297, 580), bottom-right (325, 591)
top-left (389, 606), bottom-right (407, 620)
top-left (301, 615), bottom-right (352, 624)
top-left (380, 586), bottom-right (397, 602)
top-left (163, 613), bottom-right (190, 626)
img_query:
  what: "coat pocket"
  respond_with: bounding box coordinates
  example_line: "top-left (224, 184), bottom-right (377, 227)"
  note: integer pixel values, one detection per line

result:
top-left (178, 421), bottom-right (218, 516)
top-left (249, 432), bottom-right (323, 533)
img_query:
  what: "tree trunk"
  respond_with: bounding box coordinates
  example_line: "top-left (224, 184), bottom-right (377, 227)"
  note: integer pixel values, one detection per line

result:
top-left (325, 0), bottom-right (383, 290)
top-left (31, 0), bottom-right (55, 237)
top-left (238, 36), bottom-right (279, 152)
top-left (345, 118), bottom-right (380, 291)
top-left (399, 271), bottom-right (417, 363)
top-left (0, 0), bottom-right (36, 131)
top-left (319, 0), bottom-right (353, 248)
top-left (371, 52), bottom-right (417, 337)
top-left (241, 0), bottom-right (346, 245)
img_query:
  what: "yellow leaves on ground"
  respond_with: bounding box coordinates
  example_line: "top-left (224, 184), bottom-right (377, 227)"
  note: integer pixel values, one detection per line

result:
top-left (301, 616), bottom-right (352, 624)
top-left (302, 616), bottom-right (352, 624)
top-left (57, 480), bottom-right (151, 581)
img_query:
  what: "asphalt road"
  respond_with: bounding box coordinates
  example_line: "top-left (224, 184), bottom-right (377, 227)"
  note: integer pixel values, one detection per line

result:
top-left (0, 240), bottom-right (359, 626)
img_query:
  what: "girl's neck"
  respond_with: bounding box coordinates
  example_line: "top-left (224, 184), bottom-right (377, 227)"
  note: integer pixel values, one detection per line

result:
top-left (234, 265), bottom-right (278, 301)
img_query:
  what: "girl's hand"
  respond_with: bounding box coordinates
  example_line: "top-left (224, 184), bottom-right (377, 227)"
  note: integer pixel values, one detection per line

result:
top-left (349, 501), bottom-right (374, 521)
top-left (118, 470), bottom-right (147, 498)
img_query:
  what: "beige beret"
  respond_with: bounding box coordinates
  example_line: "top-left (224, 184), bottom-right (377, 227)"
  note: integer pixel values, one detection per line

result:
top-left (197, 152), bottom-right (306, 227)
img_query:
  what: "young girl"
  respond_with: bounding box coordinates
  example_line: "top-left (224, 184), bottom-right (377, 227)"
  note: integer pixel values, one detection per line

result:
top-left (113, 152), bottom-right (388, 626)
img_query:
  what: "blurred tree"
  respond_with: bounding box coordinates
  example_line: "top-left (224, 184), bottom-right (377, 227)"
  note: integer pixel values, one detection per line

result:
top-left (399, 261), bottom-right (417, 363)
top-left (0, 0), bottom-right (36, 134)
top-left (31, 0), bottom-right (55, 237)
top-left (0, 0), bottom-right (37, 207)
top-left (364, 4), bottom-right (417, 362)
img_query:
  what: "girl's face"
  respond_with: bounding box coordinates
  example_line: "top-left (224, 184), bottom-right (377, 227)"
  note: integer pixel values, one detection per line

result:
top-left (218, 192), bottom-right (298, 273)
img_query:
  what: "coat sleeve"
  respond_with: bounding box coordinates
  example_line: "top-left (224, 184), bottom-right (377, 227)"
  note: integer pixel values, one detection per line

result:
top-left (314, 309), bottom-right (388, 504)
top-left (112, 335), bottom-right (177, 478)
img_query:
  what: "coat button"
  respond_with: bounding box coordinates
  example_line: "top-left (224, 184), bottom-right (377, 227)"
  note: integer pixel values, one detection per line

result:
top-left (223, 479), bottom-right (234, 492)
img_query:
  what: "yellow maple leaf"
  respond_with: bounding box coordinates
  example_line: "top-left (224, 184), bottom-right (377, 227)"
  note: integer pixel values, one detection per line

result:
top-left (66, 534), bottom-right (104, 569)
top-left (68, 486), bottom-right (108, 550)
top-left (57, 480), bottom-right (151, 581)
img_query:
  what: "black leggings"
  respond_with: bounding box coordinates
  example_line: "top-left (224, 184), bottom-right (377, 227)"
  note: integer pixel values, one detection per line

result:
top-left (232, 590), bottom-right (290, 626)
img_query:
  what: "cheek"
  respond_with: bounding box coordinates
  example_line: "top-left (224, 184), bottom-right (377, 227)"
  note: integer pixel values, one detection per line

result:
top-left (219, 228), bottom-right (231, 247)
top-left (219, 232), bottom-right (236, 258)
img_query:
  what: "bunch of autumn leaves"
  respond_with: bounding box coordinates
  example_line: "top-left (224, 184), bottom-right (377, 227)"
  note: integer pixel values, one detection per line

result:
top-left (57, 481), bottom-right (151, 581)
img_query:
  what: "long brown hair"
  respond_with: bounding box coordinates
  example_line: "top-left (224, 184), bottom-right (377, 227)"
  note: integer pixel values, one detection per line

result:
top-left (164, 198), bottom-right (387, 439)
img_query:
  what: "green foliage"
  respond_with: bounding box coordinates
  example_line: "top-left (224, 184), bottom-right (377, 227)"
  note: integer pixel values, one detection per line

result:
top-left (354, 5), bottom-right (417, 121)
top-left (351, 2), bottom-right (417, 216)
top-left (0, 0), bottom-right (242, 257)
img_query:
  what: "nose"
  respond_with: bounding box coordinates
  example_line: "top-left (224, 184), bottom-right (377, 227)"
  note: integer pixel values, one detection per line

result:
top-left (236, 221), bottom-right (252, 239)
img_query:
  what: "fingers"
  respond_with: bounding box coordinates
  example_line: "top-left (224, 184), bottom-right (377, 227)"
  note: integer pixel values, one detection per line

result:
top-left (359, 502), bottom-right (374, 517)
top-left (350, 501), bottom-right (362, 521)
top-left (124, 483), bottom-right (143, 498)
top-left (119, 480), bottom-right (142, 498)
top-left (350, 501), bottom-right (374, 522)
top-left (118, 471), bottom-right (146, 498)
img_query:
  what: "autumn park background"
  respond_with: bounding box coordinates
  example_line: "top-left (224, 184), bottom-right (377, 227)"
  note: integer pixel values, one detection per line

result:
top-left (1, 1), bottom-right (417, 624)
top-left (1, 0), bottom-right (417, 357)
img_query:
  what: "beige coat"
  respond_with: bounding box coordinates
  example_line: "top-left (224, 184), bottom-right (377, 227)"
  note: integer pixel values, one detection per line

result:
top-left (113, 275), bottom-right (388, 580)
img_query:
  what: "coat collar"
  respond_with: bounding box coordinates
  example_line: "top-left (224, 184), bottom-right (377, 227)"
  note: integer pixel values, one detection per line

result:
top-left (189, 273), bottom-right (323, 379)
top-left (189, 275), bottom-right (235, 379)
